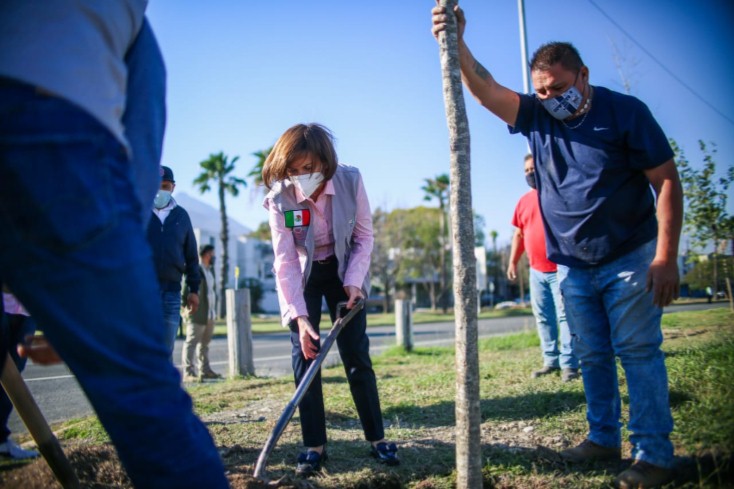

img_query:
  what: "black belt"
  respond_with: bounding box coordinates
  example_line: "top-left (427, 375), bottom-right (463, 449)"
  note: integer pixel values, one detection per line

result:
top-left (315, 255), bottom-right (335, 265)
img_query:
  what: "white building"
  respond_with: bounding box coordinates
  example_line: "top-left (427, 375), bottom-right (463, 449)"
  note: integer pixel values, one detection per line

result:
top-left (175, 192), bottom-right (278, 313)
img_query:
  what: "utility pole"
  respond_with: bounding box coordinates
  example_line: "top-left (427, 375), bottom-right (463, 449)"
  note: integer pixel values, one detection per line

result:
top-left (517, 0), bottom-right (531, 95)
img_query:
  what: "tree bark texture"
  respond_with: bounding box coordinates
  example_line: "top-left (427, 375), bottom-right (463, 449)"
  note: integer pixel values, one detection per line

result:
top-left (437, 1), bottom-right (482, 487)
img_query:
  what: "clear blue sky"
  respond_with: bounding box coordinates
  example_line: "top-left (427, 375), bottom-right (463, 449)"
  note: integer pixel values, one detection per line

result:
top-left (146, 0), bottom-right (734, 249)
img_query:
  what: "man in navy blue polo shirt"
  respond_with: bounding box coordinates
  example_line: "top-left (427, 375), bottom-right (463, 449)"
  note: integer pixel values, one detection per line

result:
top-left (433, 6), bottom-right (683, 488)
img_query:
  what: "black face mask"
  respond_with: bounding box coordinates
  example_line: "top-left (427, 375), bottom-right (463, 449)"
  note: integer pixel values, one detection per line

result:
top-left (525, 171), bottom-right (537, 189)
top-left (210, 257), bottom-right (216, 267)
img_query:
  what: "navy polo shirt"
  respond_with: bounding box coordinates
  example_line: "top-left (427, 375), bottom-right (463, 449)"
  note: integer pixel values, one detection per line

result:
top-left (509, 86), bottom-right (673, 267)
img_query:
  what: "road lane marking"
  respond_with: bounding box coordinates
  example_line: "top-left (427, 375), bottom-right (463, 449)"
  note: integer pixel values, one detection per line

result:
top-left (24, 375), bottom-right (75, 382)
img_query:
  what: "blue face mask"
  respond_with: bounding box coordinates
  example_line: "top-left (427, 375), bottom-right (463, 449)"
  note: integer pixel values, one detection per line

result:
top-left (525, 171), bottom-right (537, 189)
top-left (154, 190), bottom-right (172, 209)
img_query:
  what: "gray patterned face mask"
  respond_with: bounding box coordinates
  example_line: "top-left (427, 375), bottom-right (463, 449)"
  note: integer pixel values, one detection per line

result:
top-left (540, 83), bottom-right (583, 120)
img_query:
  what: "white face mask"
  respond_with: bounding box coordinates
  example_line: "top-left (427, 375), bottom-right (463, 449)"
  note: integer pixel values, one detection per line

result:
top-left (290, 173), bottom-right (324, 198)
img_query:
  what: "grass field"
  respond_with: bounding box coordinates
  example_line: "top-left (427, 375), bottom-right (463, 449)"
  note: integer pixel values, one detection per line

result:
top-left (2, 307), bottom-right (732, 488)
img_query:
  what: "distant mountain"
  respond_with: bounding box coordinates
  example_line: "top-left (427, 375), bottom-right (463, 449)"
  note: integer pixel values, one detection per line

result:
top-left (174, 192), bottom-right (251, 237)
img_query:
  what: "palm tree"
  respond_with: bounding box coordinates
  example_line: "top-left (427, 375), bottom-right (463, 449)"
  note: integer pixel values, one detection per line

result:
top-left (437, 0), bottom-right (482, 486)
top-left (247, 147), bottom-right (272, 196)
top-left (193, 152), bottom-right (247, 317)
top-left (422, 174), bottom-right (450, 312)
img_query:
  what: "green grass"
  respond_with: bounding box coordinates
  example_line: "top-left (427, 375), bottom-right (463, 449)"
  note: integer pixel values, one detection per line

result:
top-left (11, 308), bottom-right (734, 488)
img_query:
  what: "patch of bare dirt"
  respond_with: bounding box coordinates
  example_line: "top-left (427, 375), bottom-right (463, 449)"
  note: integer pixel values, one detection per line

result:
top-left (0, 444), bottom-right (131, 489)
top-left (0, 443), bottom-right (312, 489)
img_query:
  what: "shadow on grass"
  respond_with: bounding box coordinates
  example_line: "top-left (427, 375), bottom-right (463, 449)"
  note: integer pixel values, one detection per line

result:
top-left (382, 390), bottom-right (587, 429)
top-left (220, 435), bottom-right (733, 488)
top-left (618, 388), bottom-right (693, 410)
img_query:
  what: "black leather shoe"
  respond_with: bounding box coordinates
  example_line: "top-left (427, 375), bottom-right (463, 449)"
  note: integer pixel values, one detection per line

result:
top-left (296, 450), bottom-right (327, 477)
top-left (371, 442), bottom-right (399, 465)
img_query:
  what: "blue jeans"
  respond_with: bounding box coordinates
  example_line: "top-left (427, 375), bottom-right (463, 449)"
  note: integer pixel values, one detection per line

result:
top-left (161, 289), bottom-right (182, 355)
top-left (0, 80), bottom-right (228, 488)
top-left (529, 268), bottom-right (577, 369)
top-left (558, 239), bottom-right (674, 468)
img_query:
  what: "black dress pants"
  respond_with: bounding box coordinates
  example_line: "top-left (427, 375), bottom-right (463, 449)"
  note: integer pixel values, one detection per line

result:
top-left (289, 258), bottom-right (384, 448)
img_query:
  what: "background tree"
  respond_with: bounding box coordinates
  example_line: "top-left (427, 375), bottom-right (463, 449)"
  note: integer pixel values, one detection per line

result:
top-left (437, 0), bottom-right (482, 486)
top-left (400, 207), bottom-right (444, 310)
top-left (247, 146), bottom-right (272, 197)
top-left (673, 139), bottom-right (734, 294)
top-left (247, 221), bottom-right (272, 242)
top-left (473, 212), bottom-right (486, 248)
top-left (422, 173), bottom-right (450, 312)
top-left (194, 152), bottom-right (247, 317)
top-left (370, 207), bottom-right (406, 313)
top-left (609, 36), bottom-right (640, 96)
top-left (683, 255), bottom-right (734, 293)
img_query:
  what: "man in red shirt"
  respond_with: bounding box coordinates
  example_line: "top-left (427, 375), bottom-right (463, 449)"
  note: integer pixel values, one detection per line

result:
top-left (508, 155), bottom-right (578, 381)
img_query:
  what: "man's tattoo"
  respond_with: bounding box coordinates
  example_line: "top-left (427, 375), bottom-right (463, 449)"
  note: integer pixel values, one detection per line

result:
top-left (473, 60), bottom-right (491, 80)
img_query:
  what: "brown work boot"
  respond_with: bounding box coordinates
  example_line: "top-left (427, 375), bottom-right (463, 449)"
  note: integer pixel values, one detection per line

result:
top-left (531, 366), bottom-right (559, 378)
top-left (201, 369), bottom-right (223, 380)
top-left (560, 438), bottom-right (621, 463)
top-left (615, 460), bottom-right (674, 488)
top-left (562, 368), bottom-right (580, 382)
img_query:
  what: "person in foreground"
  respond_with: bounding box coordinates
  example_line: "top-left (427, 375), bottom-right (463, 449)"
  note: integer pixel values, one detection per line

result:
top-left (262, 123), bottom-right (399, 476)
top-left (0, 3), bottom-right (228, 487)
top-left (433, 5), bottom-right (683, 488)
top-left (508, 155), bottom-right (578, 382)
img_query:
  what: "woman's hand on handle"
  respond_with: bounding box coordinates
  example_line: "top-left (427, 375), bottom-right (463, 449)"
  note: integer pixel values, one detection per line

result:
top-left (343, 285), bottom-right (364, 310)
top-left (296, 316), bottom-right (320, 360)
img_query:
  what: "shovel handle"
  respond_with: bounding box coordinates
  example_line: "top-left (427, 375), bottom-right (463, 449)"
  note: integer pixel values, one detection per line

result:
top-left (1, 354), bottom-right (80, 488)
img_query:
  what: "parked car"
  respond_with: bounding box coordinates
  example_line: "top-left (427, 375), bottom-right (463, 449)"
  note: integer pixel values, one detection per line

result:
top-left (494, 300), bottom-right (517, 310)
top-left (365, 295), bottom-right (385, 313)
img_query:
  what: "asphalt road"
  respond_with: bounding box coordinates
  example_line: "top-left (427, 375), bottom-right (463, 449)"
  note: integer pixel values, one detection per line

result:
top-left (8, 302), bottom-right (725, 434)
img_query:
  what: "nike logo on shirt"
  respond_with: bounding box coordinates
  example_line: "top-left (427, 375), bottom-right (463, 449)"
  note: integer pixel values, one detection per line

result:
top-left (593, 127), bottom-right (608, 131)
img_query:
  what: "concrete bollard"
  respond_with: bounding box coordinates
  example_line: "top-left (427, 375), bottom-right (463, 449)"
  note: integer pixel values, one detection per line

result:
top-left (395, 299), bottom-right (413, 352)
top-left (226, 288), bottom-right (255, 377)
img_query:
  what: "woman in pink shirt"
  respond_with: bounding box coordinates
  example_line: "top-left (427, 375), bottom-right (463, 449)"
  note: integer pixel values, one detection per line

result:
top-left (262, 123), bottom-right (398, 476)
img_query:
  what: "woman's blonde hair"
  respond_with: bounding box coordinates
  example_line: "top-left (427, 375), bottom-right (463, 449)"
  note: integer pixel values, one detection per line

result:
top-left (262, 123), bottom-right (338, 189)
